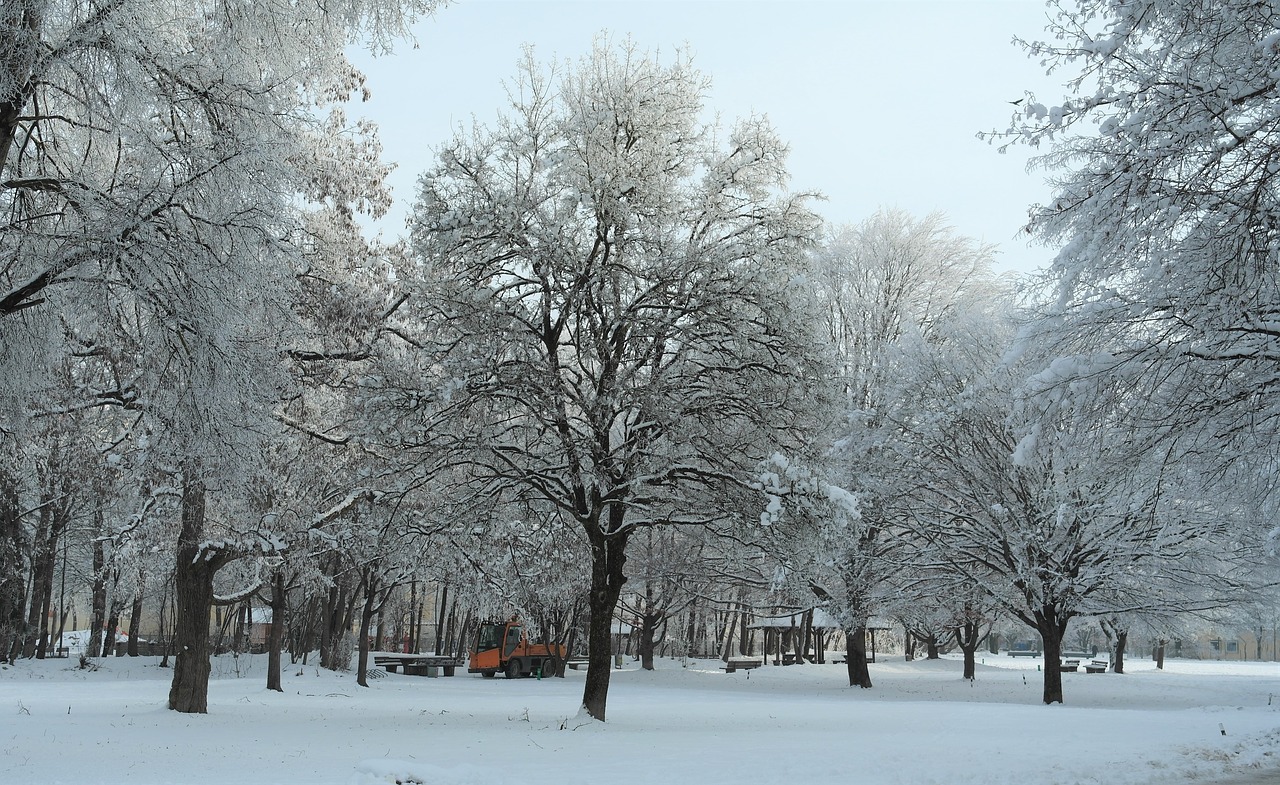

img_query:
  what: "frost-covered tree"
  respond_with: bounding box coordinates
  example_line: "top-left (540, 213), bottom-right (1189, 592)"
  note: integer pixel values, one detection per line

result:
top-left (404, 39), bottom-right (822, 721)
top-left (901, 307), bottom-right (1258, 704)
top-left (1, 0), bottom-right (448, 713)
top-left (1000, 0), bottom-right (1280, 491)
top-left (783, 211), bottom-right (998, 689)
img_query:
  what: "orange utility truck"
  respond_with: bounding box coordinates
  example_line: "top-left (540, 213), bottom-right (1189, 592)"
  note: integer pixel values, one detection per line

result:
top-left (468, 619), bottom-right (566, 679)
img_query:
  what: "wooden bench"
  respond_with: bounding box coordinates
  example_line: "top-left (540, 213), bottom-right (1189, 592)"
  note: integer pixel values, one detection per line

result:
top-left (1008, 650), bottom-right (1042, 657)
top-left (373, 655), bottom-right (403, 673)
top-left (1084, 659), bottom-right (1109, 673)
top-left (723, 658), bottom-right (763, 673)
top-left (373, 655), bottom-right (458, 677)
top-left (1059, 658), bottom-right (1081, 673)
top-left (565, 657), bottom-right (590, 671)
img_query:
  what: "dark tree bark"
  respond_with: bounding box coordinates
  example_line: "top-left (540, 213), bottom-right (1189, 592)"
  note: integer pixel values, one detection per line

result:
top-left (684, 598), bottom-right (698, 658)
top-left (1034, 606), bottom-right (1071, 705)
top-left (168, 474), bottom-right (229, 714)
top-left (1113, 629), bottom-right (1128, 674)
top-left (102, 605), bottom-right (119, 657)
top-left (636, 585), bottom-right (663, 671)
top-left (0, 471), bottom-right (24, 664)
top-left (318, 571), bottom-right (338, 666)
top-left (924, 632), bottom-right (941, 660)
top-left (354, 568), bottom-right (393, 688)
top-left (89, 535), bottom-right (106, 661)
top-left (1099, 617), bottom-right (1128, 674)
top-left (266, 570), bottom-right (287, 692)
top-left (372, 600), bottom-right (385, 653)
top-left (452, 611), bottom-right (474, 661)
top-left (157, 572), bottom-right (173, 668)
top-left (717, 604), bottom-right (735, 661)
top-left (356, 570), bottom-right (378, 688)
top-left (954, 620), bottom-right (984, 680)
top-left (33, 538), bottom-right (55, 658)
top-left (127, 578), bottom-right (144, 656)
top-left (433, 582), bottom-right (448, 654)
top-left (291, 594), bottom-right (320, 665)
top-left (22, 499), bottom-right (57, 659)
top-left (319, 564), bottom-right (355, 671)
top-left (845, 626), bottom-right (872, 688)
top-left (407, 580), bottom-right (419, 654)
top-left (0, 3), bottom-right (40, 179)
top-left (799, 609), bottom-right (814, 663)
top-left (1154, 639), bottom-right (1166, 670)
top-left (581, 523), bottom-right (629, 721)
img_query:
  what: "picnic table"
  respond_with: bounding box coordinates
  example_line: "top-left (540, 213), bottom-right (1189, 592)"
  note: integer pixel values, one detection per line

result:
top-left (722, 657), bottom-right (763, 673)
top-left (372, 653), bottom-right (462, 677)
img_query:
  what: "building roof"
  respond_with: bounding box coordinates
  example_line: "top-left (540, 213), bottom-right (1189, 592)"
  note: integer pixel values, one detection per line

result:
top-left (749, 608), bottom-right (842, 630)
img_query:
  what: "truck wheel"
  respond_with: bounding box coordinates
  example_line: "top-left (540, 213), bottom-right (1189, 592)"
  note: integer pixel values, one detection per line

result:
top-left (481, 670), bottom-right (496, 679)
top-left (542, 656), bottom-right (560, 678)
top-left (505, 659), bottom-right (521, 679)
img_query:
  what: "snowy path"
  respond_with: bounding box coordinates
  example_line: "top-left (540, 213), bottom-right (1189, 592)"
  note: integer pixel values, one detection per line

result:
top-left (1, 653), bottom-right (1277, 785)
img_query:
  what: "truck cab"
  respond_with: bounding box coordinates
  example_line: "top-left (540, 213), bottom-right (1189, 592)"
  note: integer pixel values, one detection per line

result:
top-left (468, 619), bottom-right (564, 679)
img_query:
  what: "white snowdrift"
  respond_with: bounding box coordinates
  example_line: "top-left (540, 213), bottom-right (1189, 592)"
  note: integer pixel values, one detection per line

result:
top-left (1, 651), bottom-right (1277, 785)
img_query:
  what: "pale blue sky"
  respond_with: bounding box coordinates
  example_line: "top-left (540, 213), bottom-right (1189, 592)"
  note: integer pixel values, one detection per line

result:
top-left (349, 0), bottom-right (1064, 274)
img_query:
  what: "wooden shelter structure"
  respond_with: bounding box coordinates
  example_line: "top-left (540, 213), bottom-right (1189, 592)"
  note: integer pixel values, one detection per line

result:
top-left (750, 610), bottom-right (894, 665)
top-left (749, 608), bottom-right (842, 665)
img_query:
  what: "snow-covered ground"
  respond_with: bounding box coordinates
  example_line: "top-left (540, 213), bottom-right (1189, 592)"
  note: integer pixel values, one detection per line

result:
top-left (2, 649), bottom-right (1277, 785)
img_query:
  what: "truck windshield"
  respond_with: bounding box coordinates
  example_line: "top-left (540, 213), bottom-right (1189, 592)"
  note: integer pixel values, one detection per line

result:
top-left (475, 624), bottom-right (503, 652)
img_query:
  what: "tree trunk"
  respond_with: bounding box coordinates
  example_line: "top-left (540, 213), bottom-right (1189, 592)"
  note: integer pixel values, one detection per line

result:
top-left (452, 611), bottom-right (475, 661)
top-left (127, 579), bottom-right (144, 657)
top-left (1154, 639), bottom-right (1165, 670)
top-left (408, 580), bottom-right (419, 654)
top-left (34, 550), bottom-right (54, 658)
top-left (157, 573), bottom-right (173, 668)
top-left (266, 570), bottom-right (286, 692)
top-left (0, 471), bottom-right (24, 664)
top-left (320, 570), bottom-right (354, 671)
top-left (685, 598), bottom-right (698, 658)
top-left (1035, 608), bottom-right (1070, 705)
top-left (102, 601), bottom-right (119, 658)
top-left (845, 626), bottom-right (872, 688)
top-left (356, 571), bottom-right (377, 688)
top-left (319, 580), bottom-right (338, 667)
top-left (799, 609), bottom-right (813, 663)
top-left (903, 626), bottom-right (915, 661)
top-left (1113, 628), bottom-right (1127, 674)
top-left (434, 582), bottom-right (448, 653)
top-left (22, 505), bottom-right (52, 659)
top-left (637, 610), bottom-right (657, 671)
top-left (372, 600), bottom-right (385, 653)
top-left (89, 537), bottom-right (106, 661)
top-left (168, 474), bottom-right (227, 714)
top-left (954, 621), bottom-right (982, 680)
top-left (718, 605), bottom-right (737, 661)
top-left (0, 4), bottom-right (41, 177)
top-left (581, 526), bottom-right (629, 722)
